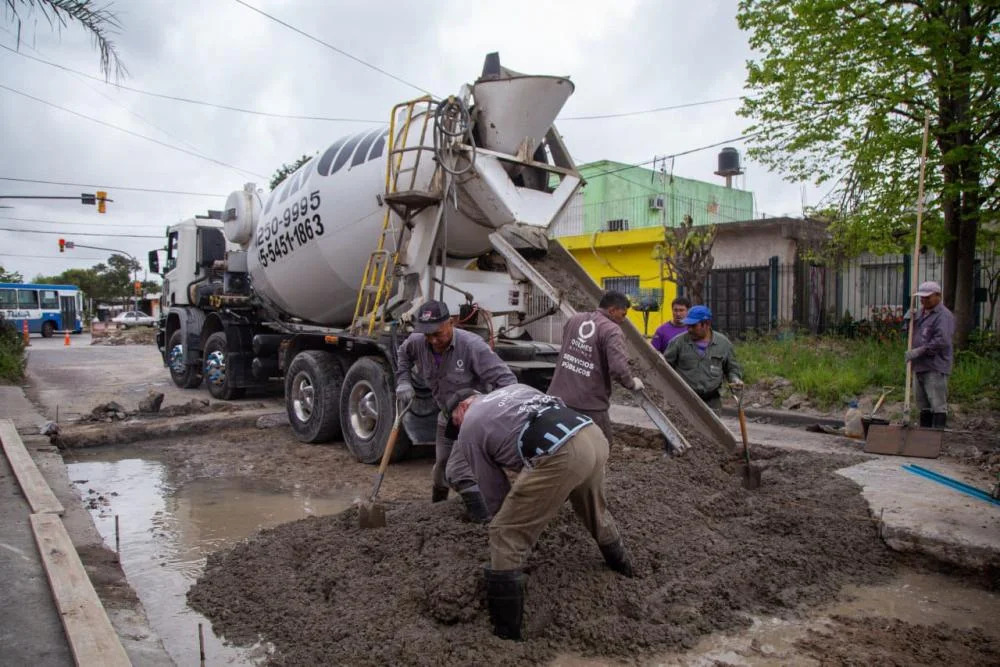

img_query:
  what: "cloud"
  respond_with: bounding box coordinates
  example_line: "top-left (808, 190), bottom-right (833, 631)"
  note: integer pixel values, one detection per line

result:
top-left (0, 0), bottom-right (820, 282)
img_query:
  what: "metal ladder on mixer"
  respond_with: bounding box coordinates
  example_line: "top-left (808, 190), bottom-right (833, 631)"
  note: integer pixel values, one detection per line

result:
top-left (350, 96), bottom-right (442, 336)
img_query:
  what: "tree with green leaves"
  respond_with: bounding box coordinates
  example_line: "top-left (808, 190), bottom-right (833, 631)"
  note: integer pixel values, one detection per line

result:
top-left (737, 0), bottom-right (999, 347)
top-left (652, 214), bottom-right (717, 305)
top-left (5, 0), bottom-right (126, 80)
top-left (270, 154), bottom-right (313, 191)
top-left (0, 265), bottom-right (24, 282)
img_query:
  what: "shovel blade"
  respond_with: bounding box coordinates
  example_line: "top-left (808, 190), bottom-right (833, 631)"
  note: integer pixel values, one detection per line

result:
top-left (358, 502), bottom-right (386, 529)
top-left (739, 463), bottom-right (762, 490)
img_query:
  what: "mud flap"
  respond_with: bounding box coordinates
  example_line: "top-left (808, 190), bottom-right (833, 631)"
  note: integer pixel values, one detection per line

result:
top-left (863, 424), bottom-right (942, 458)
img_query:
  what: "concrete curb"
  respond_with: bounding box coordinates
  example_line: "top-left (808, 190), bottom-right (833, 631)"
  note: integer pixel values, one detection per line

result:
top-left (54, 408), bottom-right (286, 449)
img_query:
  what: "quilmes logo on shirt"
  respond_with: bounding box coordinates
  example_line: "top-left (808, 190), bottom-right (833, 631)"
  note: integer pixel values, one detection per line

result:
top-left (559, 317), bottom-right (596, 378)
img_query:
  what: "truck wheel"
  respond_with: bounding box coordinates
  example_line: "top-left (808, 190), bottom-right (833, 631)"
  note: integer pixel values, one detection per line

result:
top-left (286, 350), bottom-right (343, 443)
top-left (340, 356), bottom-right (411, 464)
top-left (41, 321), bottom-right (55, 338)
top-left (203, 331), bottom-right (246, 400)
top-left (167, 330), bottom-right (203, 389)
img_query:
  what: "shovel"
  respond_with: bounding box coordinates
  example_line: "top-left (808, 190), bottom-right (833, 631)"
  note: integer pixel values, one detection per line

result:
top-left (731, 384), bottom-right (762, 490)
top-left (359, 400), bottom-right (411, 529)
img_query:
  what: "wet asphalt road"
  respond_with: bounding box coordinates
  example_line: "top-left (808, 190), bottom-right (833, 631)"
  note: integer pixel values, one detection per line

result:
top-left (22, 334), bottom-right (283, 421)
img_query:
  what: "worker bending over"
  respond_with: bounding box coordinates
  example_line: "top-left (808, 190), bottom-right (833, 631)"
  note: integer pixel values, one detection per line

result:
top-left (450, 383), bottom-right (635, 640)
top-left (396, 300), bottom-right (516, 521)
top-left (663, 305), bottom-right (742, 415)
top-left (547, 290), bottom-right (644, 442)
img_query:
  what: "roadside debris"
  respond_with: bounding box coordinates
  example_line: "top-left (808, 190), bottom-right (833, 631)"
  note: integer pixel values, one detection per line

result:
top-left (138, 391), bottom-right (165, 414)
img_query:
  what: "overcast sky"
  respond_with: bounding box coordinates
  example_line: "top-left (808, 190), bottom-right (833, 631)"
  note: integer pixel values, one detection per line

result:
top-left (0, 0), bottom-right (822, 283)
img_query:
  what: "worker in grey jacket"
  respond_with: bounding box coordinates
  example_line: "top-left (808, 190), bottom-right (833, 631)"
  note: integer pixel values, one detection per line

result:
top-left (663, 305), bottom-right (742, 415)
top-left (546, 291), bottom-right (643, 442)
top-left (449, 383), bottom-right (635, 641)
top-left (395, 300), bottom-right (516, 519)
top-left (905, 281), bottom-right (954, 429)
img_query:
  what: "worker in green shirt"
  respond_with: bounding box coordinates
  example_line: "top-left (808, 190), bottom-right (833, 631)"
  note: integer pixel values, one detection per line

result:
top-left (663, 305), bottom-right (743, 415)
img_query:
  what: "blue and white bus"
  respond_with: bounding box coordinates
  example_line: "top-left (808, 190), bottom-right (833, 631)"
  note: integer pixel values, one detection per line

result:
top-left (0, 283), bottom-right (84, 337)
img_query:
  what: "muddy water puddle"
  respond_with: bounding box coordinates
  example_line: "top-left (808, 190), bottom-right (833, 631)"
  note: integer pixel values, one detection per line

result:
top-left (66, 448), bottom-right (354, 665)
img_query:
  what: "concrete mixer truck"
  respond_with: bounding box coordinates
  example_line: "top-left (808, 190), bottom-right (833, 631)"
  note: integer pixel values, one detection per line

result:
top-left (151, 53), bottom-right (589, 463)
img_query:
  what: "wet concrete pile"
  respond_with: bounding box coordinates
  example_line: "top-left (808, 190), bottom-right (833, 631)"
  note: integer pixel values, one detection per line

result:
top-left (188, 431), bottom-right (897, 666)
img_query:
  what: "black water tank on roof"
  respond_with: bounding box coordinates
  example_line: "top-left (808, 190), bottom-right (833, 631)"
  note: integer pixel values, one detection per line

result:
top-left (717, 147), bottom-right (741, 174)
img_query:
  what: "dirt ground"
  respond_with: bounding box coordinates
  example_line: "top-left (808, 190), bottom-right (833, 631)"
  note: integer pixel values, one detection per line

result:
top-left (179, 424), bottom-right (918, 666)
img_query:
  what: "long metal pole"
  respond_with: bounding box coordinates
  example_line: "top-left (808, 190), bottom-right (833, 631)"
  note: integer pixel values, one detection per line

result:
top-left (903, 113), bottom-right (932, 425)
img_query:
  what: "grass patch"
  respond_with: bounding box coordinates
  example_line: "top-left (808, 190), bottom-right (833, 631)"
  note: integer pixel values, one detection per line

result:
top-left (735, 333), bottom-right (999, 411)
top-left (0, 318), bottom-right (27, 384)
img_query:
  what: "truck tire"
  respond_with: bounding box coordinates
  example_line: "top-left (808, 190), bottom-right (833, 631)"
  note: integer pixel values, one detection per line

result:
top-left (286, 350), bottom-right (343, 443)
top-left (167, 329), bottom-right (203, 389)
top-left (41, 321), bottom-right (55, 338)
top-left (203, 331), bottom-right (246, 400)
top-left (340, 356), bottom-right (411, 464)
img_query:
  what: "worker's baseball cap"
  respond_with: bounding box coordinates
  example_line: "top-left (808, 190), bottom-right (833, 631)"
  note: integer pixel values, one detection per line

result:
top-left (915, 281), bottom-right (942, 297)
top-left (682, 304), bottom-right (712, 325)
top-left (414, 300), bottom-right (451, 334)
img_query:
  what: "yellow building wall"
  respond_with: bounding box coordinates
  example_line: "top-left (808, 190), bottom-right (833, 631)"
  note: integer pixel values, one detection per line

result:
top-left (556, 228), bottom-right (679, 338)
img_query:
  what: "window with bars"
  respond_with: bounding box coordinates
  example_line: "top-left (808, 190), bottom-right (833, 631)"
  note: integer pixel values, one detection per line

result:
top-left (602, 276), bottom-right (639, 298)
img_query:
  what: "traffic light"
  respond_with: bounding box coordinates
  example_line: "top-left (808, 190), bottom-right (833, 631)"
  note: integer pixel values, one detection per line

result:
top-left (96, 191), bottom-right (107, 214)
top-left (59, 238), bottom-right (65, 253)
top-left (134, 281), bottom-right (142, 296)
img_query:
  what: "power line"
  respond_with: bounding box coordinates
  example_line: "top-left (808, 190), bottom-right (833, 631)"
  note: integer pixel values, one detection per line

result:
top-left (583, 130), bottom-right (767, 179)
top-left (560, 97), bottom-right (742, 120)
top-left (0, 227), bottom-right (160, 238)
top-left (0, 216), bottom-right (160, 229)
top-left (0, 84), bottom-right (267, 181)
top-left (233, 0), bottom-right (432, 96)
top-left (0, 43), bottom-right (385, 123)
top-left (0, 177), bottom-right (224, 197)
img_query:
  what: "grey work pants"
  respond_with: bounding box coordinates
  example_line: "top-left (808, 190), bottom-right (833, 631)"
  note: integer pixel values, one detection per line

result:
top-left (434, 412), bottom-right (475, 490)
top-left (488, 424), bottom-right (620, 570)
top-left (915, 371), bottom-right (949, 414)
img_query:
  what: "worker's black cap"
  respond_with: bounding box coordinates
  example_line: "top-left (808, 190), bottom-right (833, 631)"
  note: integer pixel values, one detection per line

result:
top-left (414, 300), bottom-right (451, 334)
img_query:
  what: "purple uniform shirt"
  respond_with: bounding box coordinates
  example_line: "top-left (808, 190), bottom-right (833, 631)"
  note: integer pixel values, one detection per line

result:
top-left (453, 384), bottom-right (564, 512)
top-left (547, 309), bottom-right (635, 411)
top-left (911, 303), bottom-right (955, 375)
top-left (650, 321), bottom-right (687, 353)
top-left (396, 327), bottom-right (517, 412)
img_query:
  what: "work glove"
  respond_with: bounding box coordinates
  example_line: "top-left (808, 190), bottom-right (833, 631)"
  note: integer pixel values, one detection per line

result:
top-left (904, 348), bottom-right (923, 362)
top-left (631, 377), bottom-right (645, 392)
top-left (729, 377), bottom-right (744, 390)
top-left (396, 383), bottom-right (415, 405)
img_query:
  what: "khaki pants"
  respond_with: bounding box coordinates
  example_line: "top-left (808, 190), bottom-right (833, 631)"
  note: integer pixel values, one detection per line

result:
top-left (489, 424), bottom-right (620, 570)
top-left (573, 407), bottom-right (613, 444)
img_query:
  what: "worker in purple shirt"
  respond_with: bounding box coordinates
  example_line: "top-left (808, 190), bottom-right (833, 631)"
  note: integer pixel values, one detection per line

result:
top-left (546, 291), bottom-right (644, 442)
top-left (650, 296), bottom-right (691, 353)
top-left (449, 383), bottom-right (635, 641)
top-left (396, 300), bottom-right (517, 520)
top-left (905, 281), bottom-right (955, 429)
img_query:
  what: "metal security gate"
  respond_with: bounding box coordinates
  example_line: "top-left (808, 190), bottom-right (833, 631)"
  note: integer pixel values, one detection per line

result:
top-left (707, 265), bottom-right (770, 339)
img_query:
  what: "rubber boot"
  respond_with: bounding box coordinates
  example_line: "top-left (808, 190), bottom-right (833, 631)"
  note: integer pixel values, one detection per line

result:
top-left (484, 568), bottom-right (526, 640)
top-left (919, 410), bottom-right (933, 428)
top-left (931, 413), bottom-right (947, 430)
top-left (431, 486), bottom-right (449, 503)
top-left (460, 489), bottom-right (490, 523)
top-left (598, 538), bottom-right (636, 578)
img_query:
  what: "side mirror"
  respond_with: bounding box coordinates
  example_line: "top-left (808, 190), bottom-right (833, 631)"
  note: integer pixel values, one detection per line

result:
top-left (148, 250), bottom-right (160, 274)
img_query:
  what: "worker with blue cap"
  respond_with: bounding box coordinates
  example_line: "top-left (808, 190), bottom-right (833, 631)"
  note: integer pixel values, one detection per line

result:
top-left (662, 304), bottom-right (743, 415)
